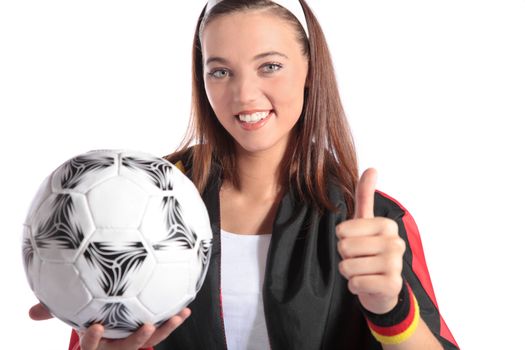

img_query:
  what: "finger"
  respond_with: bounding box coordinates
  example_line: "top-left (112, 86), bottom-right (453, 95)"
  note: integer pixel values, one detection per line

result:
top-left (143, 308), bottom-right (192, 347)
top-left (29, 303), bottom-right (53, 320)
top-left (179, 307), bottom-right (191, 319)
top-left (354, 168), bottom-right (377, 219)
top-left (79, 324), bottom-right (104, 350)
top-left (338, 254), bottom-right (403, 280)
top-left (347, 274), bottom-right (403, 296)
top-left (336, 216), bottom-right (397, 239)
top-left (339, 256), bottom-right (385, 279)
top-left (338, 235), bottom-right (406, 272)
top-left (117, 324), bottom-right (156, 349)
top-left (337, 235), bottom-right (386, 259)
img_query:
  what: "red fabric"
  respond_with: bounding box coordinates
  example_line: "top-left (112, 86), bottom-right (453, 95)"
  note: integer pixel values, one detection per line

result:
top-left (376, 190), bottom-right (458, 347)
top-left (68, 330), bottom-right (79, 350)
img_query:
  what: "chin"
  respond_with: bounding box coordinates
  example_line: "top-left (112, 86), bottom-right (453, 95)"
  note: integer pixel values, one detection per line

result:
top-left (237, 143), bottom-right (272, 154)
top-left (235, 140), bottom-right (280, 155)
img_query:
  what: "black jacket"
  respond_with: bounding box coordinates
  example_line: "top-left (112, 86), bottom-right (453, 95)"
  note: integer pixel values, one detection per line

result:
top-left (156, 159), bottom-right (459, 350)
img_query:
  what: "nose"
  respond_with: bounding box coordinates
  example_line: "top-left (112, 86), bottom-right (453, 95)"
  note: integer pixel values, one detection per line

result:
top-left (231, 72), bottom-right (259, 105)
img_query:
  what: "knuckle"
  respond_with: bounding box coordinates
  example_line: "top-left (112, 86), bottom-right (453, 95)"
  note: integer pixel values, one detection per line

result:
top-left (390, 275), bottom-right (403, 293)
top-left (338, 260), bottom-right (349, 278)
top-left (383, 218), bottom-right (399, 234)
top-left (386, 254), bottom-right (403, 273)
top-left (391, 236), bottom-right (406, 254)
top-left (335, 222), bottom-right (345, 238)
top-left (347, 277), bottom-right (359, 294)
top-left (386, 236), bottom-right (405, 254)
top-left (337, 239), bottom-right (350, 257)
top-left (337, 240), bottom-right (344, 256)
top-left (397, 237), bottom-right (406, 253)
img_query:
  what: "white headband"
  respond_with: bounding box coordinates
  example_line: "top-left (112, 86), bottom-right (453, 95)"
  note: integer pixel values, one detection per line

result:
top-left (205, 0), bottom-right (309, 38)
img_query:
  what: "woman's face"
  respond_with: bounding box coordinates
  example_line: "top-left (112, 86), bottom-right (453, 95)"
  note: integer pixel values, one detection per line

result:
top-left (201, 9), bottom-right (309, 155)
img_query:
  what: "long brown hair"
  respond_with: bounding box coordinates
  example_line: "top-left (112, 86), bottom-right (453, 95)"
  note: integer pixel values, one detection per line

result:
top-left (166, 0), bottom-right (358, 217)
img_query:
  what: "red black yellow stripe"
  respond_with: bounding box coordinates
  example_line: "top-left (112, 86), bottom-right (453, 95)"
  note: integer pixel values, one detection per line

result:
top-left (368, 288), bottom-right (420, 344)
top-left (362, 282), bottom-right (420, 345)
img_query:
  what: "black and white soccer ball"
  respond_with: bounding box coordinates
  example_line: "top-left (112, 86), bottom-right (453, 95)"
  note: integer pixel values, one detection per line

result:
top-left (22, 150), bottom-right (213, 338)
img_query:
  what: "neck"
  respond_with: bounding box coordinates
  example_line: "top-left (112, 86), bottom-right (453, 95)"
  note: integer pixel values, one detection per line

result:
top-left (226, 141), bottom-right (292, 200)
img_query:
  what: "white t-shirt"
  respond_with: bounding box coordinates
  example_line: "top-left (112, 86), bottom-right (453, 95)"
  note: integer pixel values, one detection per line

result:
top-left (220, 229), bottom-right (272, 350)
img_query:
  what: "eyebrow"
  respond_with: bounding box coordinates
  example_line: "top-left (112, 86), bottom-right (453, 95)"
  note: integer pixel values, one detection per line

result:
top-left (205, 51), bottom-right (289, 66)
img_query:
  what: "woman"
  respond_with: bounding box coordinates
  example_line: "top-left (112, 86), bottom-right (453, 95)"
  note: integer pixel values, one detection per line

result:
top-left (30, 0), bottom-right (459, 349)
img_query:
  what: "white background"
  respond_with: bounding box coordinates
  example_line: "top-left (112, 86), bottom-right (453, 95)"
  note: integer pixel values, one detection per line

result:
top-left (1, 0), bottom-right (524, 349)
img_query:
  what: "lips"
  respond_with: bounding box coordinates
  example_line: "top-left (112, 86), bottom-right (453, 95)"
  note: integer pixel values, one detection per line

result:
top-left (238, 111), bottom-right (271, 123)
top-left (236, 110), bottom-right (274, 131)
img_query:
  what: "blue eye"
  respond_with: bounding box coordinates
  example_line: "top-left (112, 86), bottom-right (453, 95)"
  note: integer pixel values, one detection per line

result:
top-left (208, 69), bottom-right (230, 79)
top-left (262, 63), bottom-right (283, 73)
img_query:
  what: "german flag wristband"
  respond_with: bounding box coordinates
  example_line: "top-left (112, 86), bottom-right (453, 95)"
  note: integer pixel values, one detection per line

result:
top-left (361, 282), bottom-right (420, 345)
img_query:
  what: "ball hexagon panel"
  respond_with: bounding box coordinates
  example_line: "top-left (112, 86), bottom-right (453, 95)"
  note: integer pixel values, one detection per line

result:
top-left (22, 225), bottom-right (41, 292)
top-left (119, 152), bottom-right (176, 194)
top-left (74, 297), bottom-right (154, 339)
top-left (140, 195), bottom-right (199, 263)
top-left (36, 261), bottom-right (93, 320)
top-left (170, 168), bottom-right (213, 242)
top-left (151, 292), bottom-right (196, 327)
top-left (75, 229), bottom-right (156, 299)
top-left (138, 262), bottom-right (193, 315)
top-left (196, 238), bottom-right (213, 292)
top-left (24, 175), bottom-right (52, 226)
top-left (138, 195), bottom-right (170, 245)
top-left (51, 151), bottom-right (118, 193)
top-left (54, 311), bottom-right (83, 330)
top-left (86, 177), bottom-right (148, 229)
top-left (31, 192), bottom-right (95, 263)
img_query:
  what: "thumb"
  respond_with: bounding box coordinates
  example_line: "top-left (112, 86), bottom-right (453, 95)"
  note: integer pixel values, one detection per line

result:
top-left (354, 168), bottom-right (377, 219)
top-left (29, 303), bottom-right (53, 320)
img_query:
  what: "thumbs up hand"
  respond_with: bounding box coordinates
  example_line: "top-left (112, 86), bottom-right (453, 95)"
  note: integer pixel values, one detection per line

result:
top-left (336, 168), bottom-right (406, 314)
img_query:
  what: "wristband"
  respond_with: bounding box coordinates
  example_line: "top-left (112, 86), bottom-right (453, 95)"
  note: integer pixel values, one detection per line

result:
top-left (362, 282), bottom-right (420, 345)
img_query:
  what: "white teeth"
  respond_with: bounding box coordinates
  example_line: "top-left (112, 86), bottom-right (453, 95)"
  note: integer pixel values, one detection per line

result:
top-left (238, 111), bottom-right (270, 123)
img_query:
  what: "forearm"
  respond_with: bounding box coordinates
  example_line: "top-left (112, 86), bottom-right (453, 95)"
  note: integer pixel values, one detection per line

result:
top-left (381, 318), bottom-right (443, 350)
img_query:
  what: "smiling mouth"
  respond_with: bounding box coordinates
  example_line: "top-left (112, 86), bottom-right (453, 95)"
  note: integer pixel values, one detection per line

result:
top-left (236, 110), bottom-right (273, 123)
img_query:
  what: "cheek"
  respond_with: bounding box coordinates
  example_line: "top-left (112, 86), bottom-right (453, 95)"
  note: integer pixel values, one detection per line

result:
top-left (203, 80), bottom-right (215, 105)
top-left (204, 82), bottom-right (228, 113)
top-left (203, 83), bottom-right (235, 131)
top-left (274, 67), bottom-right (307, 100)
top-left (275, 72), bottom-right (304, 95)
top-left (268, 74), bottom-right (305, 115)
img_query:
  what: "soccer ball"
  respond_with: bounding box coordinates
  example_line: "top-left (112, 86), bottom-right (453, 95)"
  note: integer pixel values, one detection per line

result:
top-left (22, 150), bottom-right (213, 338)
